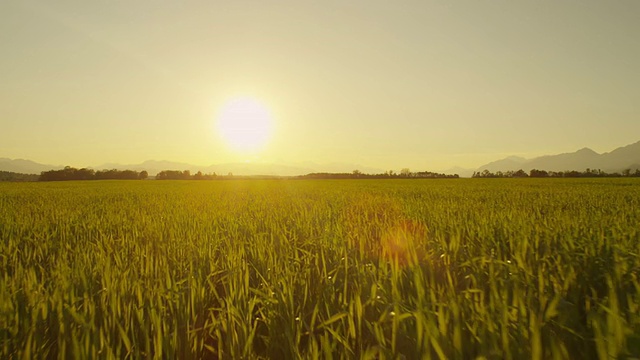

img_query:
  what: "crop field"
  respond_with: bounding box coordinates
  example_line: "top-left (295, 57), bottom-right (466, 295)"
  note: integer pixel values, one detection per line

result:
top-left (1, 179), bottom-right (639, 359)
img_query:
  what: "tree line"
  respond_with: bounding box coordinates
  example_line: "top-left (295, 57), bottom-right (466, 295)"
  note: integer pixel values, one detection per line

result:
top-left (472, 168), bottom-right (640, 178)
top-left (0, 171), bottom-right (39, 182)
top-left (156, 170), bottom-right (221, 180)
top-left (143, 168), bottom-right (460, 180)
top-left (39, 167), bottom-right (148, 181)
top-left (155, 171), bottom-right (284, 180)
top-left (26, 166), bottom-right (640, 182)
top-left (297, 169), bottom-right (459, 179)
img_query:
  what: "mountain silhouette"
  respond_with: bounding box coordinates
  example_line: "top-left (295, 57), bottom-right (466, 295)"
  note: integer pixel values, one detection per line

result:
top-left (3, 140), bottom-right (639, 176)
top-left (477, 141), bottom-right (640, 173)
top-left (0, 158), bottom-right (63, 174)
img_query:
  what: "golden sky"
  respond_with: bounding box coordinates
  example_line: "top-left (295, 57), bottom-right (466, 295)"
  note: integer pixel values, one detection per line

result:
top-left (1, 1), bottom-right (639, 171)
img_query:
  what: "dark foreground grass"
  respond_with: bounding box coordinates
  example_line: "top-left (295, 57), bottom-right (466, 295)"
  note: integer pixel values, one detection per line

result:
top-left (1, 179), bottom-right (639, 359)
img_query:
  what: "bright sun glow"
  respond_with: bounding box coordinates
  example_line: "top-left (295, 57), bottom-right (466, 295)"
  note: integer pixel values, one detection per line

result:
top-left (216, 97), bottom-right (273, 152)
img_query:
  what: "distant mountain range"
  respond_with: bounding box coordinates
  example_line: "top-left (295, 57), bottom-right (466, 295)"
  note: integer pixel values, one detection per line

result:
top-left (2, 140), bottom-right (639, 177)
top-left (475, 140), bottom-right (640, 175)
top-left (0, 158), bottom-right (64, 174)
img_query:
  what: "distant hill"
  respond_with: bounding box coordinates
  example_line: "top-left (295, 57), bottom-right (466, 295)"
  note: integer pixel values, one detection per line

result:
top-left (476, 141), bottom-right (640, 174)
top-left (442, 166), bottom-right (475, 178)
top-left (475, 156), bottom-right (527, 174)
top-left (5, 140), bottom-right (639, 177)
top-left (0, 158), bottom-right (63, 174)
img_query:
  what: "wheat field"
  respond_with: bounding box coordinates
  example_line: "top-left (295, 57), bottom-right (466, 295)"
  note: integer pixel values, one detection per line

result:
top-left (1, 179), bottom-right (639, 359)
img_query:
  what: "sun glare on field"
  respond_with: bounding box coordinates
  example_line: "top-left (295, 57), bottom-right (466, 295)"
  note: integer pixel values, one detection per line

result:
top-left (216, 97), bottom-right (273, 153)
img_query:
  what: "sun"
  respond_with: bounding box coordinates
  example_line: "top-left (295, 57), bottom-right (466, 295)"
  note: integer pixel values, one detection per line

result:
top-left (216, 97), bottom-right (273, 152)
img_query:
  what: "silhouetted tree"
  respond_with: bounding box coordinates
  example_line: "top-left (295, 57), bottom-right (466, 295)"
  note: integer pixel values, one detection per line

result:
top-left (0, 171), bottom-right (39, 182)
top-left (529, 169), bottom-right (548, 177)
top-left (156, 170), bottom-right (191, 180)
top-left (40, 167), bottom-right (146, 181)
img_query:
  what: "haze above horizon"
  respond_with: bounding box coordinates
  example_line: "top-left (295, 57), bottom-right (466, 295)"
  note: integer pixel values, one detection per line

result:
top-left (2, 1), bottom-right (639, 171)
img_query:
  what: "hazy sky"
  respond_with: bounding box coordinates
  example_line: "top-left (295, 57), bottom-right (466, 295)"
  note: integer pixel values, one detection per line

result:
top-left (2, 0), bottom-right (639, 171)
